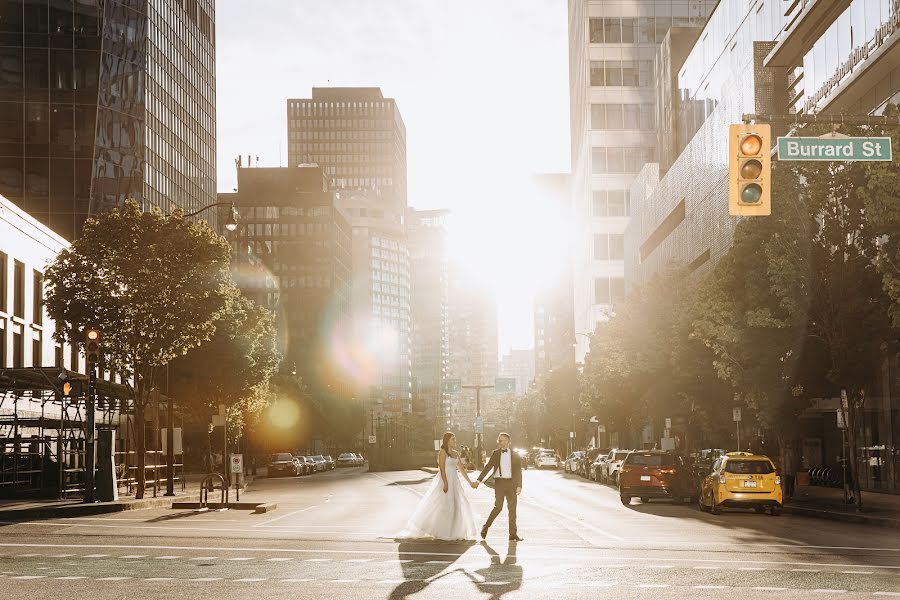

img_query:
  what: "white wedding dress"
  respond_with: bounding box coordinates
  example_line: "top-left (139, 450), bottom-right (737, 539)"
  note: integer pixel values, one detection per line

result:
top-left (398, 455), bottom-right (479, 541)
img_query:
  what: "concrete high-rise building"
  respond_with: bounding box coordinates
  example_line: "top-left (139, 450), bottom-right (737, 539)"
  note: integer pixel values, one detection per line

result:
top-left (286, 88), bottom-right (411, 416)
top-left (623, 0), bottom-right (900, 493)
top-left (447, 267), bottom-right (498, 437)
top-left (219, 166), bottom-right (353, 421)
top-left (408, 208), bottom-right (451, 434)
top-left (567, 0), bottom-right (716, 360)
top-left (0, 0), bottom-right (217, 240)
top-left (286, 87), bottom-right (407, 207)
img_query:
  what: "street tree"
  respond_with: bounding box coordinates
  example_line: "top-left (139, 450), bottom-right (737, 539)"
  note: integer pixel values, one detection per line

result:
top-left (44, 200), bottom-right (234, 499)
top-left (174, 292), bottom-right (279, 470)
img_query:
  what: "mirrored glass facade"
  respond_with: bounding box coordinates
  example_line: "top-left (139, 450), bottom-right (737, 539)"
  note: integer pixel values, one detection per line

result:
top-left (0, 0), bottom-right (215, 241)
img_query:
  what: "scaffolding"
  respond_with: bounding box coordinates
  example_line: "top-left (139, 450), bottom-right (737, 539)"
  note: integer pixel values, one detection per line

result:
top-left (0, 368), bottom-right (185, 499)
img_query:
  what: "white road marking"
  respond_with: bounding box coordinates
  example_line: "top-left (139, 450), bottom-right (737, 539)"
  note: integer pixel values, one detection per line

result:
top-left (754, 587), bottom-right (787, 591)
top-left (144, 577), bottom-right (174, 581)
top-left (281, 578), bottom-right (314, 582)
top-left (235, 578), bottom-right (267, 582)
top-left (579, 582), bottom-right (618, 587)
top-left (253, 505), bottom-right (318, 528)
top-left (636, 584), bottom-right (669, 588)
top-left (842, 570), bottom-right (873, 574)
top-left (874, 593), bottom-right (900, 597)
top-left (84, 554), bottom-right (109, 558)
top-left (190, 557), bottom-right (218, 561)
top-left (482, 581), bottom-right (512, 585)
top-left (190, 577), bottom-right (222, 581)
top-left (693, 566), bottom-right (719, 570)
top-left (814, 590), bottom-right (848, 594)
top-left (266, 557), bottom-right (292, 562)
top-left (13, 575), bottom-right (46, 579)
top-left (383, 559), bottom-right (414, 563)
top-left (97, 577), bottom-right (132, 581)
top-left (694, 585), bottom-right (729, 589)
top-left (377, 579), bottom-right (408, 584)
top-left (17, 553), bottom-right (41, 557)
top-left (330, 579), bottom-right (360, 583)
top-left (347, 558), bottom-right (373, 562)
top-left (120, 555), bottom-right (146, 559)
top-left (426, 560), bottom-right (452, 564)
top-left (225, 557), bottom-right (254, 561)
top-left (306, 558), bottom-right (331, 562)
top-left (155, 556), bottom-right (180, 560)
top-left (792, 569), bottom-right (822, 572)
top-left (648, 565), bottom-right (674, 569)
top-left (48, 554), bottom-right (74, 558)
top-left (56, 576), bottom-right (87, 580)
top-left (739, 567), bottom-right (766, 571)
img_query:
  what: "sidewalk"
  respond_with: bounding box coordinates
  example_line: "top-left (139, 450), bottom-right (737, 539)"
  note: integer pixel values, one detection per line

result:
top-left (785, 485), bottom-right (900, 528)
top-left (0, 472), bottom-right (256, 522)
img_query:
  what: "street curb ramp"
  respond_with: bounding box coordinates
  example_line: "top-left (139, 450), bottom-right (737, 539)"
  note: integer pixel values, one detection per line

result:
top-left (0, 493), bottom-right (201, 522)
top-left (784, 504), bottom-right (900, 529)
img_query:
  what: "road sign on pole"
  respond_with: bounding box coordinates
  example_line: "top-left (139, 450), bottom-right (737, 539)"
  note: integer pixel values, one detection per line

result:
top-left (494, 378), bottom-right (516, 393)
top-left (474, 416), bottom-right (484, 434)
top-left (733, 408), bottom-right (742, 422)
top-left (777, 136), bottom-right (892, 161)
top-left (441, 379), bottom-right (462, 394)
top-left (230, 454), bottom-right (243, 474)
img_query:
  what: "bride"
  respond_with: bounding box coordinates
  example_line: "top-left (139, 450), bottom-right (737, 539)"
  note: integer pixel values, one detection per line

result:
top-left (398, 432), bottom-right (479, 541)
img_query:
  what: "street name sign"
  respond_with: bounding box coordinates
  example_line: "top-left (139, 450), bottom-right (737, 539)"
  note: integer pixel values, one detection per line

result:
top-left (474, 416), bottom-right (484, 434)
top-left (777, 136), bottom-right (892, 161)
top-left (494, 378), bottom-right (516, 393)
top-left (442, 379), bottom-right (462, 394)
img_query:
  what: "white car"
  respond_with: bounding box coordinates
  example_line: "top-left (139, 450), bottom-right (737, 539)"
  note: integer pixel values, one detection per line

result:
top-left (602, 449), bottom-right (632, 485)
top-left (536, 449), bottom-right (559, 469)
top-left (590, 454), bottom-right (609, 481)
top-left (564, 451), bottom-right (585, 474)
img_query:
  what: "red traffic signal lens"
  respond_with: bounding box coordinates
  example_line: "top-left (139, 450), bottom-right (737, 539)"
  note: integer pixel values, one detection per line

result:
top-left (740, 159), bottom-right (763, 179)
top-left (740, 134), bottom-right (763, 155)
top-left (741, 183), bottom-right (763, 204)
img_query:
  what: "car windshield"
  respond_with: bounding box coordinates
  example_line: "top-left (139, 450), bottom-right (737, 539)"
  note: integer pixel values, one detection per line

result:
top-left (540, 451), bottom-right (555, 457)
top-left (339, 454), bottom-right (353, 459)
top-left (613, 452), bottom-right (630, 461)
top-left (312, 455), bottom-right (324, 461)
top-left (725, 460), bottom-right (774, 474)
top-left (626, 453), bottom-right (673, 467)
top-left (271, 453), bottom-right (293, 462)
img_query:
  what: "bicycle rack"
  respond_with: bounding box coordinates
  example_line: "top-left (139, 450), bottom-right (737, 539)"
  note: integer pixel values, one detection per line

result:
top-left (199, 473), bottom-right (228, 509)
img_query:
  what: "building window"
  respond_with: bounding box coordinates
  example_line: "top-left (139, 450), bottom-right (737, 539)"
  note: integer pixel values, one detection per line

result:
top-left (13, 260), bottom-right (24, 319)
top-left (594, 277), bottom-right (625, 305)
top-left (0, 251), bottom-right (6, 313)
top-left (32, 335), bottom-right (41, 367)
top-left (32, 270), bottom-right (43, 326)
top-left (590, 61), bottom-right (653, 87)
top-left (13, 330), bottom-right (23, 367)
top-left (593, 233), bottom-right (624, 260)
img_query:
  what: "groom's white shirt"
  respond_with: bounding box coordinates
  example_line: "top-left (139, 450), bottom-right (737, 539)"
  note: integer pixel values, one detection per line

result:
top-left (498, 449), bottom-right (512, 479)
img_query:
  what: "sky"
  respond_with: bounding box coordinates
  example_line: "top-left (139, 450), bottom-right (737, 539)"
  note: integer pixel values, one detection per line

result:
top-left (216, 0), bottom-right (571, 357)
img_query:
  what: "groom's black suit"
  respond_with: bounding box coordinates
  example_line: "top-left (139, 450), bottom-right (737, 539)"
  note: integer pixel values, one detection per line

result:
top-left (477, 449), bottom-right (522, 538)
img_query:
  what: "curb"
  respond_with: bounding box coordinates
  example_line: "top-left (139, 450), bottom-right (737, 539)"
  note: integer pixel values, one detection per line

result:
top-left (784, 504), bottom-right (900, 529)
top-left (421, 467), bottom-right (438, 475)
top-left (0, 493), bottom-right (201, 522)
top-left (171, 501), bottom-right (276, 513)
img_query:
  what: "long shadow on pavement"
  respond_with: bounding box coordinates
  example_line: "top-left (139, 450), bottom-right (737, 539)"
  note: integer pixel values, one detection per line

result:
top-left (388, 540), bottom-right (475, 599)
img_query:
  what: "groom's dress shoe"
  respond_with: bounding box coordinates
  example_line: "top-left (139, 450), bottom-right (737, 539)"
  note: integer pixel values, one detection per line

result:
top-left (509, 535), bottom-right (523, 541)
top-left (480, 527), bottom-right (488, 540)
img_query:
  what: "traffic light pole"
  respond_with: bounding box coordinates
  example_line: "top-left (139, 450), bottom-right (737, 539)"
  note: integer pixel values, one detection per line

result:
top-left (462, 384), bottom-right (493, 469)
top-left (742, 113), bottom-right (900, 126)
top-left (84, 364), bottom-right (96, 503)
top-left (165, 365), bottom-right (175, 497)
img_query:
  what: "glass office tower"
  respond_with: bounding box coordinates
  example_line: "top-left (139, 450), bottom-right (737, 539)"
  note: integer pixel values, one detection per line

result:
top-left (0, 0), bottom-right (216, 240)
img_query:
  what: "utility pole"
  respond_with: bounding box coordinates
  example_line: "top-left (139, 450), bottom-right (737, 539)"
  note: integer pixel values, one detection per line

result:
top-left (165, 364), bottom-right (175, 497)
top-left (462, 384), bottom-right (493, 469)
top-left (83, 327), bottom-right (101, 504)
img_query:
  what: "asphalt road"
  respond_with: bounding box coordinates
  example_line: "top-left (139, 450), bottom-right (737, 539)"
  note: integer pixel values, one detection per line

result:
top-left (0, 466), bottom-right (897, 599)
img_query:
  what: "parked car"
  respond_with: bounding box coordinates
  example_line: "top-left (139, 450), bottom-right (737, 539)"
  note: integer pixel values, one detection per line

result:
top-left (590, 452), bottom-right (610, 481)
top-left (579, 448), bottom-right (607, 478)
top-left (356, 453), bottom-right (366, 465)
top-left (564, 451), bottom-right (585, 474)
top-left (268, 452), bottom-right (300, 477)
top-left (536, 449), bottom-right (559, 469)
top-left (310, 455), bottom-right (327, 472)
top-left (293, 455), bottom-right (309, 475)
top-left (601, 449), bottom-right (632, 485)
top-left (323, 455), bottom-right (336, 470)
top-left (515, 448), bottom-right (529, 469)
top-left (337, 453), bottom-right (357, 467)
top-left (698, 452), bottom-right (782, 516)
top-left (300, 455), bottom-right (318, 475)
top-left (618, 450), bottom-right (693, 505)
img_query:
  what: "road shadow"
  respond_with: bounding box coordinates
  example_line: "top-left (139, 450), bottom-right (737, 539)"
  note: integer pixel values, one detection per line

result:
top-left (388, 540), bottom-right (475, 600)
top-left (463, 539), bottom-right (523, 599)
top-left (386, 478), bottom-right (433, 487)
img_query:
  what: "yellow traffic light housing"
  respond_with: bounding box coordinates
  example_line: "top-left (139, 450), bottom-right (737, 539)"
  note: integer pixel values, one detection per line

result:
top-left (84, 327), bottom-right (101, 364)
top-left (729, 123), bottom-right (771, 216)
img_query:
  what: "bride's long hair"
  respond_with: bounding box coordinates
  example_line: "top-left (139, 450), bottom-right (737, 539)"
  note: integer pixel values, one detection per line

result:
top-left (438, 431), bottom-right (456, 461)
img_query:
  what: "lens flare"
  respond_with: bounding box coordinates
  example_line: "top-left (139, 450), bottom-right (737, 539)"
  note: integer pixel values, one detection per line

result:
top-left (267, 399), bottom-right (301, 430)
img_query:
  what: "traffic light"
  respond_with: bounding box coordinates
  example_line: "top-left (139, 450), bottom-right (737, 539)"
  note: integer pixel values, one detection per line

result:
top-left (729, 123), bottom-right (771, 216)
top-left (84, 327), bottom-right (101, 364)
top-left (62, 379), bottom-right (84, 398)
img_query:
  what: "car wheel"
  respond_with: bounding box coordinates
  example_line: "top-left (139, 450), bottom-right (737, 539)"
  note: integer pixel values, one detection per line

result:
top-left (710, 493), bottom-right (721, 515)
top-left (698, 493), bottom-right (708, 512)
top-left (640, 497), bottom-right (649, 503)
top-left (620, 495), bottom-right (631, 506)
top-left (770, 505), bottom-right (782, 516)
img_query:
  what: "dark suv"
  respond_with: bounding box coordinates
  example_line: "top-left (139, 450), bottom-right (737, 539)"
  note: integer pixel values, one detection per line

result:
top-left (619, 451), bottom-right (693, 505)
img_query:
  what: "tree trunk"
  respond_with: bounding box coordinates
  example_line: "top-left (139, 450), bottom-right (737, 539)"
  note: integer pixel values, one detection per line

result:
top-left (135, 401), bottom-right (146, 500)
top-left (846, 390), bottom-right (864, 511)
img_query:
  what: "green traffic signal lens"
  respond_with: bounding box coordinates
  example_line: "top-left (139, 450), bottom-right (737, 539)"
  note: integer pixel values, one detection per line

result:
top-left (741, 183), bottom-right (763, 204)
top-left (740, 159), bottom-right (762, 179)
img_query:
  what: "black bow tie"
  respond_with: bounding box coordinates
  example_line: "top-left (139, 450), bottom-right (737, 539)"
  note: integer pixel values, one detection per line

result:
top-left (501, 449), bottom-right (508, 453)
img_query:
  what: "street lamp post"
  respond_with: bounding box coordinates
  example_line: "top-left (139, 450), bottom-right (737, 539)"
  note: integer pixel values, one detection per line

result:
top-left (462, 383), bottom-right (493, 469)
top-left (183, 201), bottom-right (240, 232)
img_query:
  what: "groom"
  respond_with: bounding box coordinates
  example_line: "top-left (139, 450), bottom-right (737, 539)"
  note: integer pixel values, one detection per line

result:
top-left (473, 432), bottom-right (523, 542)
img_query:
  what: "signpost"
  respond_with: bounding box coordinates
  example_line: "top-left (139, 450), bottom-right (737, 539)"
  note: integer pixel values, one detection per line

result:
top-left (733, 407), bottom-right (742, 452)
top-left (474, 416), bottom-right (484, 434)
top-left (777, 136), bottom-right (892, 161)
top-left (441, 379), bottom-right (462, 394)
top-left (230, 454), bottom-right (243, 501)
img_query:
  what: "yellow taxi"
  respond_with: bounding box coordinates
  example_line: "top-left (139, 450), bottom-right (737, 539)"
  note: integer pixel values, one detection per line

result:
top-left (698, 452), bottom-right (782, 516)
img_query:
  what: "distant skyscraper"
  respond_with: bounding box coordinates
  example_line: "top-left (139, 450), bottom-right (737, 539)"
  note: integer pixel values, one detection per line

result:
top-left (287, 88), bottom-right (407, 207)
top-left (447, 267), bottom-right (498, 437)
top-left (0, 0), bottom-right (217, 240)
top-left (567, 0), bottom-right (715, 360)
top-left (408, 208), bottom-right (451, 433)
top-left (286, 88), bottom-right (411, 415)
top-left (499, 349), bottom-right (535, 398)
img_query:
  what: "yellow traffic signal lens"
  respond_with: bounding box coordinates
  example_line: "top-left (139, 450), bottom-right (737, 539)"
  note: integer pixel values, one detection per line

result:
top-left (86, 329), bottom-right (99, 341)
top-left (740, 134), bottom-right (763, 155)
top-left (740, 159), bottom-right (763, 179)
top-left (741, 183), bottom-right (763, 204)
